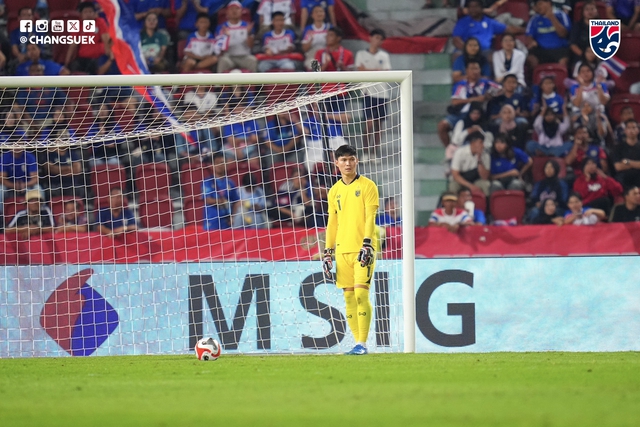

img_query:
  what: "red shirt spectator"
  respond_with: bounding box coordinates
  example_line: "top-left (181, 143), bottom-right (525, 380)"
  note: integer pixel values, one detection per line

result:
top-left (78, 17), bottom-right (109, 59)
top-left (573, 158), bottom-right (622, 214)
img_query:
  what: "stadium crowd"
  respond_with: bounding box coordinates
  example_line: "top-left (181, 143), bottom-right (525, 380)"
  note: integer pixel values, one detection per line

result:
top-left (430, 0), bottom-right (640, 230)
top-left (0, 0), bottom-right (639, 240)
top-left (0, 0), bottom-right (399, 235)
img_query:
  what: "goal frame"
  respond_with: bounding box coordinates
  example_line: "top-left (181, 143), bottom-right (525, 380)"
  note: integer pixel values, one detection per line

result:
top-left (1, 71), bottom-right (416, 353)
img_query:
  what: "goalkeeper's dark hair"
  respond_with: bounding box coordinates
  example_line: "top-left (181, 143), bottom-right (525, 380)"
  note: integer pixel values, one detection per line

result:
top-left (334, 145), bottom-right (357, 159)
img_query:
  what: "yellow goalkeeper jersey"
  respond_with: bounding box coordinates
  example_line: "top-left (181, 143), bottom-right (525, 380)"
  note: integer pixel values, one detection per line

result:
top-left (327, 174), bottom-right (379, 254)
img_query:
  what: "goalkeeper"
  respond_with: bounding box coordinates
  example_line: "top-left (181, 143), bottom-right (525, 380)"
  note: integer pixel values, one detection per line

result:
top-left (323, 145), bottom-right (379, 355)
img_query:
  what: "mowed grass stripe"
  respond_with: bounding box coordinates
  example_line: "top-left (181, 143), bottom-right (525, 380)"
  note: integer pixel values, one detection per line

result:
top-left (1, 353), bottom-right (639, 427)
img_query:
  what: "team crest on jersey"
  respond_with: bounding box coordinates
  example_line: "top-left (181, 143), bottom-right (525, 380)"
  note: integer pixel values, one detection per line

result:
top-left (589, 20), bottom-right (621, 60)
top-left (355, 190), bottom-right (361, 197)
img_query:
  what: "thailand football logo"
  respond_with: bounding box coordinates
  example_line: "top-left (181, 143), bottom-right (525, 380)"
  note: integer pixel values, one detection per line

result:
top-left (589, 20), bottom-right (621, 60)
top-left (40, 269), bottom-right (119, 356)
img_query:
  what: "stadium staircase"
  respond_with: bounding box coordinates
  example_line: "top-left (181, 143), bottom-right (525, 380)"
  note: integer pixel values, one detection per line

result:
top-left (344, 0), bottom-right (455, 225)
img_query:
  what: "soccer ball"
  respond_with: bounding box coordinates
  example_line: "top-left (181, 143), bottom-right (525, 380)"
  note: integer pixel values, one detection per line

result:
top-left (195, 337), bottom-right (221, 361)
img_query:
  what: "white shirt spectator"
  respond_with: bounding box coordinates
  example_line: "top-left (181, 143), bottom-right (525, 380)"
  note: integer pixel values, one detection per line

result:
top-left (184, 31), bottom-right (219, 57)
top-left (355, 48), bottom-right (392, 98)
top-left (492, 48), bottom-right (527, 87)
top-left (262, 29), bottom-right (296, 54)
top-left (451, 144), bottom-right (491, 173)
top-left (218, 21), bottom-right (252, 56)
top-left (257, 0), bottom-right (295, 26)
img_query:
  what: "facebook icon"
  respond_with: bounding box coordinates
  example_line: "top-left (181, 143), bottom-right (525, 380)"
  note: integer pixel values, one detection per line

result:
top-left (20, 20), bottom-right (33, 32)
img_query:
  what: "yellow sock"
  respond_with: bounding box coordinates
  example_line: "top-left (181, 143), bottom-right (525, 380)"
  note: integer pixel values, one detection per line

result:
top-left (355, 287), bottom-right (372, 344)
top-left (343, 290), bottom-right (359, 341)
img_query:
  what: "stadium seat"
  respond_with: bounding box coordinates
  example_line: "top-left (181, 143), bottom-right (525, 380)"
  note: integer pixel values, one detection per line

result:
top-left (573, 1), bottom-right (608, 22)
top-left (609, 94), bottom-right (640, 125)
top-left (0, 236), bottom-right (19, 266)
top-left (182, 198), bottom-right (205, 226)
top-left (531, 156), bottom-right (567, 182)
top-left (261, 84), bottom-right (301, 106)
top-left (533, 64), bottom-right (568, 97)
top-left (47, 0), bottom-right (80, 12)
top-left (90, 164), bottom-right (127, 209)
top-left (471, 190), bottom-right (487, 215)
top-left (139, 199), bottom-right (174, 228)
top-left (497, 0), bottom-right (530, 23)
top-left (617, 33), bottom-right (640, 63)
top-left (180, 161), bottom-right (211, 203)
top-left (134, 162), bottom-right (172, 203)
top-left (490, 190), bottom-right (527, 224)
top-left (3, 197), bottom-right (26, 226)
top-left (616, 62), bottom-right (640, 93)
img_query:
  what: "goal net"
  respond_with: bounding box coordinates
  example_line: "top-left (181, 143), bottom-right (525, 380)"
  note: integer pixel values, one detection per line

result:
top-left (0, 72), bottom-right (414, 358)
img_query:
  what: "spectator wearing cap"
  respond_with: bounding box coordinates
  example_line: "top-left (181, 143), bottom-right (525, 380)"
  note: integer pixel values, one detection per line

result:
top-left (525, 0), bottom-right (572, 69)
top-left (216, 1), bottom-right (258, 73)
top-left (299, 0), bottom-right (336, 34)
top-left (257, 11), bottom-right (297, 72)
top-left (15, 43), bottom-right (69, 76)
top-left (610, 185), bottom-right (640, 222)
top-left (6, 190), bottom-right (54, 239)
top-left (355, 29), bottom-right (391, 161)
top-left (65, 2), bottom-right (111, 75)
top-left (429, 191), bottom-right (472, 233)
top-left (605, 0), bottom-right (640, 31)
top-left (0, 149), bottom-right (41, 214)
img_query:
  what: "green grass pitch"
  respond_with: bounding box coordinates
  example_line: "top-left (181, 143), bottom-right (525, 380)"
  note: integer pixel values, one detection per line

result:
top-left (1, 352), bottom-right (639, 427)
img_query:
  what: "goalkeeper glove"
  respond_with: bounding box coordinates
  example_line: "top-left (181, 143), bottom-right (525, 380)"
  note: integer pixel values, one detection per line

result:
top-left (322, 248), bottom-right (334, 280)
top-left (357, 238), bottom-right (375, 267)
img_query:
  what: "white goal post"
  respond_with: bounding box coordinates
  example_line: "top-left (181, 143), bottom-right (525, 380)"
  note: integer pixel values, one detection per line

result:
top-left (0, 71), bottom-right (415, 356)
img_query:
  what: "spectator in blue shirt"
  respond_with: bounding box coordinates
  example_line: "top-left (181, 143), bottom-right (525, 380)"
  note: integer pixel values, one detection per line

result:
top-left (530, 76), bottom-right (564, 118)
top-left (438, 60), bottom-right (498, 147)
top-left (15, 43), bottom-right (69, 76)
top-left (15, 63), bottom-right (67, 122)
top-left (0, 149), bottom-right (42, 214)
top-left (40, 146), bottom-right (84, 199)
top-left (175, 0), bottom-right (227, 39)
top-left (487, 74), bottom-right (529, 125)
top-left (202, 153), bottom-right (240, 230)
top-left (265, 111), bottom-right (304, 165)
top-left (452, 0), bottom-right (523, 57)
top-left (489, 133), bottom-right (532, 193)
top-left (451, 37), bottom-right (492, 83)
top-left (606, 0), bottom-right (640, 31)
top-left (97, 187), bottom-right (139, 237)
top-left (9, 7), bottom-right (38, 66)
top-left (299, 0), bottom-right (336, 34)
top-left (376, 197), bottom-right (402, 226)
top-left (525, 0), bottom-right (572, 69)
top-left (129, 0), bottom-right (171, 29)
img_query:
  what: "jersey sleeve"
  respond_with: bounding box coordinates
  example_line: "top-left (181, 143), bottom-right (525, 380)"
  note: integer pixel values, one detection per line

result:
top-left (363, 180), bottom-right (379, 240)
top-left (325, 186), bottom-right (338, 249)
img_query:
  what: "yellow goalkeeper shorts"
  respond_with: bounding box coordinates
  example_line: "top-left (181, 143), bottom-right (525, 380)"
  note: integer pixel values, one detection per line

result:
top-left (335, 252), bottom-right (375, 289)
